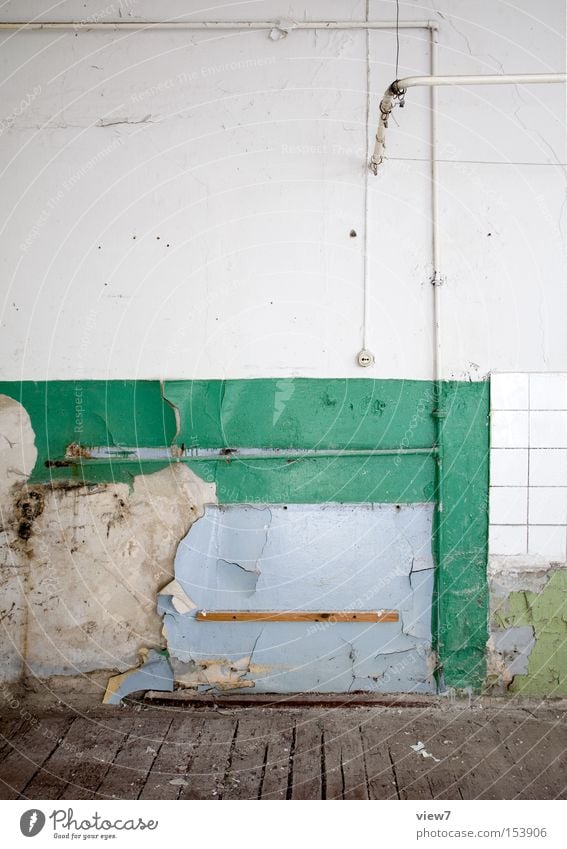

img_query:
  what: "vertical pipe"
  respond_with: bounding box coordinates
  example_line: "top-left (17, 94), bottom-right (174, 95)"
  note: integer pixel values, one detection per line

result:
top-left (362, 0), bottom-right (371, 350)
top-left (429, 25), bottom-right (446, 690)
top-left (431, 27), bottom-right (442, 376)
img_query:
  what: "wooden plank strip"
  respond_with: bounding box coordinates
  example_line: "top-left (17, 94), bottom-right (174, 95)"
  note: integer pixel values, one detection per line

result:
top-left (196, 610), bottom-right (398, 623)
top-left (491, 718), bottom-right (566, 800)
top-left (291, 714), bottom-right (323, 800)
top-left (97, 715), bottom-right (172, 799)
top-left (384, 728), bottom-right (435, 801)
top-left (259, 713), bottom-right (294, 800)
top-left (59, 718), bottom-right (131, 799)
top-left (24, 717), bottom-right (125, 800)
top-left (450, 719), bottom-right (528, 800)
top-left (223, 715), bottom-right (268, 800)
top-left (0, 717), bottom-right (75, 800)
top-left (0, 718), bottom-right (29, 761)
top-left (179, 716), bottom-right (238, 800)
top-left (323, 714), bottom-right (369, 800)
top-left (139, 715), bottom-right (205, 800)
top-left (359, 717), bottom-right (399, 800)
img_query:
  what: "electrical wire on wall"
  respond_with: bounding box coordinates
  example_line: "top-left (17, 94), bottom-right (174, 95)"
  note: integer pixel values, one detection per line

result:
top-left (359, 0), bottom-right (373, 366)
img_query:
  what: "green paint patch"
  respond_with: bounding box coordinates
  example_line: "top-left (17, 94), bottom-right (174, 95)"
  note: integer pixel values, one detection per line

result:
top-left (433, 381), bottom-right (490, 691)
top-left (0, 377), bottom-right (490, 691)
top-left (493, 570), bottom-right (567, 696)
top-left (164, 378), bottom-right (436, 450)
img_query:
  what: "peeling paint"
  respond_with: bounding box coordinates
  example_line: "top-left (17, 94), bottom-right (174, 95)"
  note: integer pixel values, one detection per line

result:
top-left (158, 579), bottom-right (197, 615)
top-left (103, 649), bottom-right (173, 704)
top-left (0, 378), bottom-right (490, 694)
top-left (163, 503), bottom-right (436, 694)
top-left (0, 402), bottom-right (216, 684)
top-left (488, 563), bottom-right (567, 695)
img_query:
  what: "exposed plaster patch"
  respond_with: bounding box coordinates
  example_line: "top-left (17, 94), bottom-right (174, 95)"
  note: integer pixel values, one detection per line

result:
top-left (0, 395), bottom-right (37, 505)
top-left (172, 655), bottom-right (255, 690)
top-left (1, 452), bottom-right (216, 685)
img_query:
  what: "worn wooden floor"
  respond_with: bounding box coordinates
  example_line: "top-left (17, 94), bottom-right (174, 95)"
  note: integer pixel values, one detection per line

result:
top-left (1, 704), bottom-right (566, 800)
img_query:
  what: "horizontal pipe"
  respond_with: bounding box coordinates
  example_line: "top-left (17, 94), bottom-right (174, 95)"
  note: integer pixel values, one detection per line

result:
top-left (392, 72), bottom-right (567, 91)
top-left (370, 72), bottom-right (567, 174)
top-left (59, 445), bottom-right (438, 463)
top-left (0, 20), bottom-right (438, 31)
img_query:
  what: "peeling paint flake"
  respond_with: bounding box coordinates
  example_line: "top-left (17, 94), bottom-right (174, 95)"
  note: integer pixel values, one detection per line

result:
top-left (103, 649), bottom-right (174, 704)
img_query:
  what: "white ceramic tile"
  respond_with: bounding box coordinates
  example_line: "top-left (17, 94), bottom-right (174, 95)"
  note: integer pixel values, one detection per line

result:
top-left (530, 411), bottom-right (567, 448)
top-left (530, 449), bottom-right (567, 486)
top-left (528, 525), bottom-right (567, 560)
top-left (490, 449), bottom-right (528, 486)
top-left (489, 487), bottom-right (528, 525)
top-left (490, 373), bottom-right (529, 410)
top-left (491, 411), bottom-right (529, 448)
top-left (529, 373), bottom-right (567, 410)
top-left (489, 525), bottom-right (528, 556)
top-left (528, 487), bottom-right (567, 525)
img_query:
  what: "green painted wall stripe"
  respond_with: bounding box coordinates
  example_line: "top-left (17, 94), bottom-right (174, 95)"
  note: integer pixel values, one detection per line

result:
top-left (0, 377), bottom-right (489, 690)
top-left (434, 381), bottom-right (490, 690)
top-left (164, 378), bottom-right (436, 449)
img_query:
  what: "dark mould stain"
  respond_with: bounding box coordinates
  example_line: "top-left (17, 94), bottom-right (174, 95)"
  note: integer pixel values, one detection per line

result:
top-left (15, 488), bottom-right (45, 541)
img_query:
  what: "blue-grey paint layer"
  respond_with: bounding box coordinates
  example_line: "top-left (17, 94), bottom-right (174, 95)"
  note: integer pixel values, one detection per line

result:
top-left (161, 504), bottom-right (436, 694)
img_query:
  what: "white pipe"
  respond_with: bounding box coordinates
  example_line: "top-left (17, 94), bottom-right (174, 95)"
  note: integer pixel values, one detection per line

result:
top-left (430, 30), bottom-right (442, 385)
top-left (0, 20), bottom-right (438, 31)
top-left (370, 72), bottom-right (567, 173)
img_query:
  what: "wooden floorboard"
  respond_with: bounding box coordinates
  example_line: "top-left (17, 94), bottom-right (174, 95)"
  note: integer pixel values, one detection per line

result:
top-left (323, 714), bottom-right (369, 799)
top-left (222, 714), bottom-right (267, 800)
top-left (139, 715), bottom-right (205, 800)
top-left (359, 717), bottom-right (398, 800)
top-left (291, 713), bottom-right (324, 800)
top-left (24, 716), bottom-right (126, 800)
top-left (0, 717), bottom-right (75, 800)
top-left (259, 713), bottom-right (294, 800)
top-left (96, 715), bottom-right (172, 800)
top-left (1, 704), bottom-right (566, 800)
top-left (178, 715), bottom-right (237, 800)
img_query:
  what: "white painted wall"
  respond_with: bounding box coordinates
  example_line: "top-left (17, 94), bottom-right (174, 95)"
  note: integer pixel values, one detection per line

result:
top-left (0, 0), bottom-right (565, 381)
